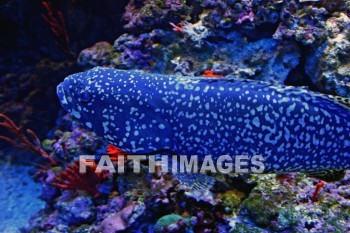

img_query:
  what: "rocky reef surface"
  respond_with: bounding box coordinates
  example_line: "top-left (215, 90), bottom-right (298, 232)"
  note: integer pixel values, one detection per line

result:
top-left (78, 0), bottom-right (350, 97)
top-left (1, 0), bottom-right (349, 232)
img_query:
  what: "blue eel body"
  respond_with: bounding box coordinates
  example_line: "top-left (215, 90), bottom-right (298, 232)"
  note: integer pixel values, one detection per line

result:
top-left (57, 67), bottom-right (350, 173)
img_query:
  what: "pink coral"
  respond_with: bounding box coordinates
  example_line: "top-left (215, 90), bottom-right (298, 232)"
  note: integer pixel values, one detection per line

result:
top-left (96, 202), bottom-right (136, 233)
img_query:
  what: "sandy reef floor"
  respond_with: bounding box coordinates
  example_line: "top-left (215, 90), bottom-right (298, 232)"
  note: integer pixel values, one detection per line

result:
top-left (0, 161), bottom-right (45, 233)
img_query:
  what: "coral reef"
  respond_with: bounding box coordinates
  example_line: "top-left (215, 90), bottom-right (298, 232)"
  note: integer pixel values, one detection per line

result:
top-left (55, 195), bottom-right (96, 226)
top-left (95, 201), bottom-right (145, 233)
top-left (170, 20), bottom-right (210, 48)
top-left (106, 30), bottom-right (301, 82)
top-left (78, 42), bottom-right (114, 68)
top-left (306, 13), bottom-right (350, 97)
top-left (77, 0), bottom-right (349, 96)
top-left (2, 0), bottom-right (350, 232)
top-left (154, 214), bottom-right (195, 233)
top-left (123, 0), bottom-right (189, 33)
top-left (231, 173), bottom-right (350, 232)
top-left (51, 160), bottom-right (108, 198)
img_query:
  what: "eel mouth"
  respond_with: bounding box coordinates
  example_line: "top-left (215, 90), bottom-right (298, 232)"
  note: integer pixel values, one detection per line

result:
top-left (57, 82), bottom-right (69, 112)
top-left (57, 77), bottom-right (75, 114)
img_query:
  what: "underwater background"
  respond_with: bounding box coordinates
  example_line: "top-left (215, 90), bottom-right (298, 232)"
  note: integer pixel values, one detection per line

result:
top-left (0, 0), bottom-right (350, 232)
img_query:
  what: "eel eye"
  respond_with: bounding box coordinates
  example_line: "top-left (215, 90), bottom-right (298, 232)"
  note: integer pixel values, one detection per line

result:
top-left (79, 90), bottom-right (91, 103)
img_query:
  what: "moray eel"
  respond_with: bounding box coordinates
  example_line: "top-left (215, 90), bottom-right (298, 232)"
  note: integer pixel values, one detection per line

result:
top-left (57, 67), bottom-right (350, 173)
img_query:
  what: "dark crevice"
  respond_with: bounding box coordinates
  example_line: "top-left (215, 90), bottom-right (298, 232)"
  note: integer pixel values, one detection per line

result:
top-left (284, 44), bottom-right (318, 91)
top-left (240, 22), bottom-right (280, 42)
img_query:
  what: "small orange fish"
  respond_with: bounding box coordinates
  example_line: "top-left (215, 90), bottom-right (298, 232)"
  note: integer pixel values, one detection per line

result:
top-left (202, 70), bottom-right (223, 78)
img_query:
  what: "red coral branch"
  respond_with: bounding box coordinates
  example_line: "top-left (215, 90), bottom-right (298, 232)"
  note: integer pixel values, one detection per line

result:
top-left (107, 144), bottom-right (127, 162)
top-left (51, 160), bottom-right (108, 198)
top-left (0, 114), bottom-right (57, 165)
top-left (311, 181), bottom-right (325, 202)
top-left (202, 70), bottom-right (223, 78)
top-left (41, 1), bottom-right (70, 53)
